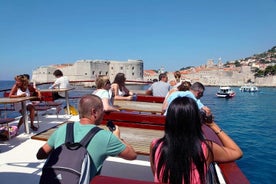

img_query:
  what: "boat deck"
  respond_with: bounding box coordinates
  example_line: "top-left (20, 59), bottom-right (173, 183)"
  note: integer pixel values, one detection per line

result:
top-left (0, 112), bottom-right (157, 183)
top-left (0, 113), bottom-right (69, 183)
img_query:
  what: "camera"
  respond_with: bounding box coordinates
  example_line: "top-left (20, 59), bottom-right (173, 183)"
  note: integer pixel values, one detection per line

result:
top-left (200, 110), bottom-right (213, 124)
top-left (106, 120), bottom-right (116, 132)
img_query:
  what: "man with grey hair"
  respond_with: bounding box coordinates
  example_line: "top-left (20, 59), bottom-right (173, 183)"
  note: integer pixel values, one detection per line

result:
top-left (162, 82), bottom-right (211, 116)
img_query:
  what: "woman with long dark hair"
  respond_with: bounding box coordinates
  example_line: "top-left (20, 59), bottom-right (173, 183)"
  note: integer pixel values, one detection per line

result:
top-left (111, 73), bottom-right (134, 100)
top-left (150, 97), bottom-right (243, 184)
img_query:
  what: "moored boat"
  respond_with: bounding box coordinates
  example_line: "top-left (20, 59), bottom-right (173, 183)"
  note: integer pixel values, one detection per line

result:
top-left (240, 84), bottom-right (259, 92)
top-left (216, 86), bottom-right (236, 98)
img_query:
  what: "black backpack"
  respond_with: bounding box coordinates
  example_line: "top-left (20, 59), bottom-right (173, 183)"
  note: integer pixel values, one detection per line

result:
top-left (39, 123), bottom-right (101, 184)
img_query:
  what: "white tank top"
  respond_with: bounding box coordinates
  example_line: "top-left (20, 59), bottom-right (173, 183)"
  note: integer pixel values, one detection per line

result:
top-left (14, 88), bottom-right (32, 111)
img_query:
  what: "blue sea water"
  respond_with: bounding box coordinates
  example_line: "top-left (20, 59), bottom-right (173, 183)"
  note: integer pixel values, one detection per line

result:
top-left (1, 81), bottom-right (275, 183)
top-left (202, 87), bottom-right (276, 184)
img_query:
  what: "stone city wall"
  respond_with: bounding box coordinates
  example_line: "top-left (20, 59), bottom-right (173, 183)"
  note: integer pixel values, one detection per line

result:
top-left (32, 59), bottom-right (144, 84)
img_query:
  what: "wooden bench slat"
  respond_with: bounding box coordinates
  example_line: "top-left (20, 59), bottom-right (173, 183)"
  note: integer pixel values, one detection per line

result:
top-left (103, 112), bottom-right (165, 130)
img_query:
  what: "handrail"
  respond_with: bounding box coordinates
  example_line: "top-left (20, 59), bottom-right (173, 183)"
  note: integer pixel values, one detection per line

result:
top-left (0, 79), bottom-right (152, 92)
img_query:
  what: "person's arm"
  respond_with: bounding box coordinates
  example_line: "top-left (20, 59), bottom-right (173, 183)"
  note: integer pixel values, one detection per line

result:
top-left (149, 141), bottom-right (156, 174)
top-left (36, 89), bottom-right (42, 99)
top-left (161, 100), bottom-right (168, 115)
top-left (112, 84), bottom-right (133, 101)
top-left (122, 85), bottom-right (134, 96)
top-left (145, 90), bottom-right (153, 95)
top-left (111, 83), bottom-right (119, 96)
top-left (49, 83), bottom-right (56, 89)
top-left (206, 122), bottom-right (243, 164)
top-left (145, 84), bottom-right (153, 96)
top-left (201, 106), bottom-right (212, 117)
top-left (49, 78), bottom-right (59, 89)
top-left (113, 125), bottom-right (137, 160)
top-left (118, 139), bottom-right (137, 160)
top-left (110, 88), bottom-right (115, 104)
top-left (9, 85), bottom-right (18, 98)
top-left (36, 143), bottom-right (53, 159)
top-left (9, 85), bottom-right (26, 98)
top-left (102, 98), bottom-right (120, 112)
top-left (161, 89), bottom-right (176, 114)
top-left (28, 85), bottom-right (41, 99)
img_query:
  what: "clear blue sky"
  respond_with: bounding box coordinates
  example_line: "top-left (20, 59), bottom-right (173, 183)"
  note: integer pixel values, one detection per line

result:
top-left (1, 0), bottom-right (276, 80)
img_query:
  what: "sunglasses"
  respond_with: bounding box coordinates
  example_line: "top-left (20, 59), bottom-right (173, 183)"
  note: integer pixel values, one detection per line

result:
top-left (198, 91), bottom-right (204, 98)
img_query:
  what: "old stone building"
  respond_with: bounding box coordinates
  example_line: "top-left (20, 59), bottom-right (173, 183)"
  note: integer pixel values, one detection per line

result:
top-left (32, 59), bottom-right (143, 83)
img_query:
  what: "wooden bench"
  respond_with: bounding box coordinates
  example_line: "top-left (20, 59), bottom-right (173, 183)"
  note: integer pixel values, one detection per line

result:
top-left (136, 95), bottom-right (164, 103)
top-left (103, 111), bottom-right (165, 130)
top-left (114, 101), bottom-right (163, 114)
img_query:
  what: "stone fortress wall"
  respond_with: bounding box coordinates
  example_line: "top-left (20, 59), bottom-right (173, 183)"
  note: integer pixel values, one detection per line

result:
top-left (32, 59), bottom-right (144, 84)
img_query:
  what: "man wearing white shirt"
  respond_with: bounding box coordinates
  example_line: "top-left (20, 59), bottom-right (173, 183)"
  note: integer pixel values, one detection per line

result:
top-left (49, 69), bottom-right (70, 100)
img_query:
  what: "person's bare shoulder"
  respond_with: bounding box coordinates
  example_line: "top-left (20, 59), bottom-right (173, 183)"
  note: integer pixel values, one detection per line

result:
top-left (111, 83), bottom-right (118, 88)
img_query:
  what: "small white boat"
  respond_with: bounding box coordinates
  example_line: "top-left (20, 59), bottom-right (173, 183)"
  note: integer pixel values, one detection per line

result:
top-left (240, 84), bottom-right (259, 92)
top-left (216, 86), bottom-right (236, 98)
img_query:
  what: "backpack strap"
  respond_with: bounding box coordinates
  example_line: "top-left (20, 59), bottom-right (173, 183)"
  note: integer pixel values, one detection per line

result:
top-left (65, 122), bottom-right (74, 143)
top-left (80, 126), bottom-right (102, 147)
top-left (65, 122), bottom-right (101, 147)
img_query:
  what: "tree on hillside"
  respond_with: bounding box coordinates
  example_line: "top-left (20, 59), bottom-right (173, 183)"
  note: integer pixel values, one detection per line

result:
top-left (254, 65), bottom-right (276, 77)
top-left (264, 65), bottom-right (276, 76)
top-left (268, 46), bottom-right (276, 52)
top-left (234, 61), bottom-right (241, 67)
top-left (180, 66), bottom-right (193, 70)
top-left (254, 68), bottom-right (264, 77)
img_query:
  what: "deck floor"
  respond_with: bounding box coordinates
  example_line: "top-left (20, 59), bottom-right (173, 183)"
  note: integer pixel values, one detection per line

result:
top-left (31, 121), bottom-right (164, 155)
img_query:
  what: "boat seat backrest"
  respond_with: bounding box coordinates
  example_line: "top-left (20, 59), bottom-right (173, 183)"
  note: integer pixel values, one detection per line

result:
top-left (39, 91), bottom-right (62, 107)
top-left (3, 91), bottom-right (10, 98)
top-left (136, 95), bottom-right (165, 103)
top-left (103, 111), bottom-right (165, 130)
top-left (40, 92), bottom-right (55, 102)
